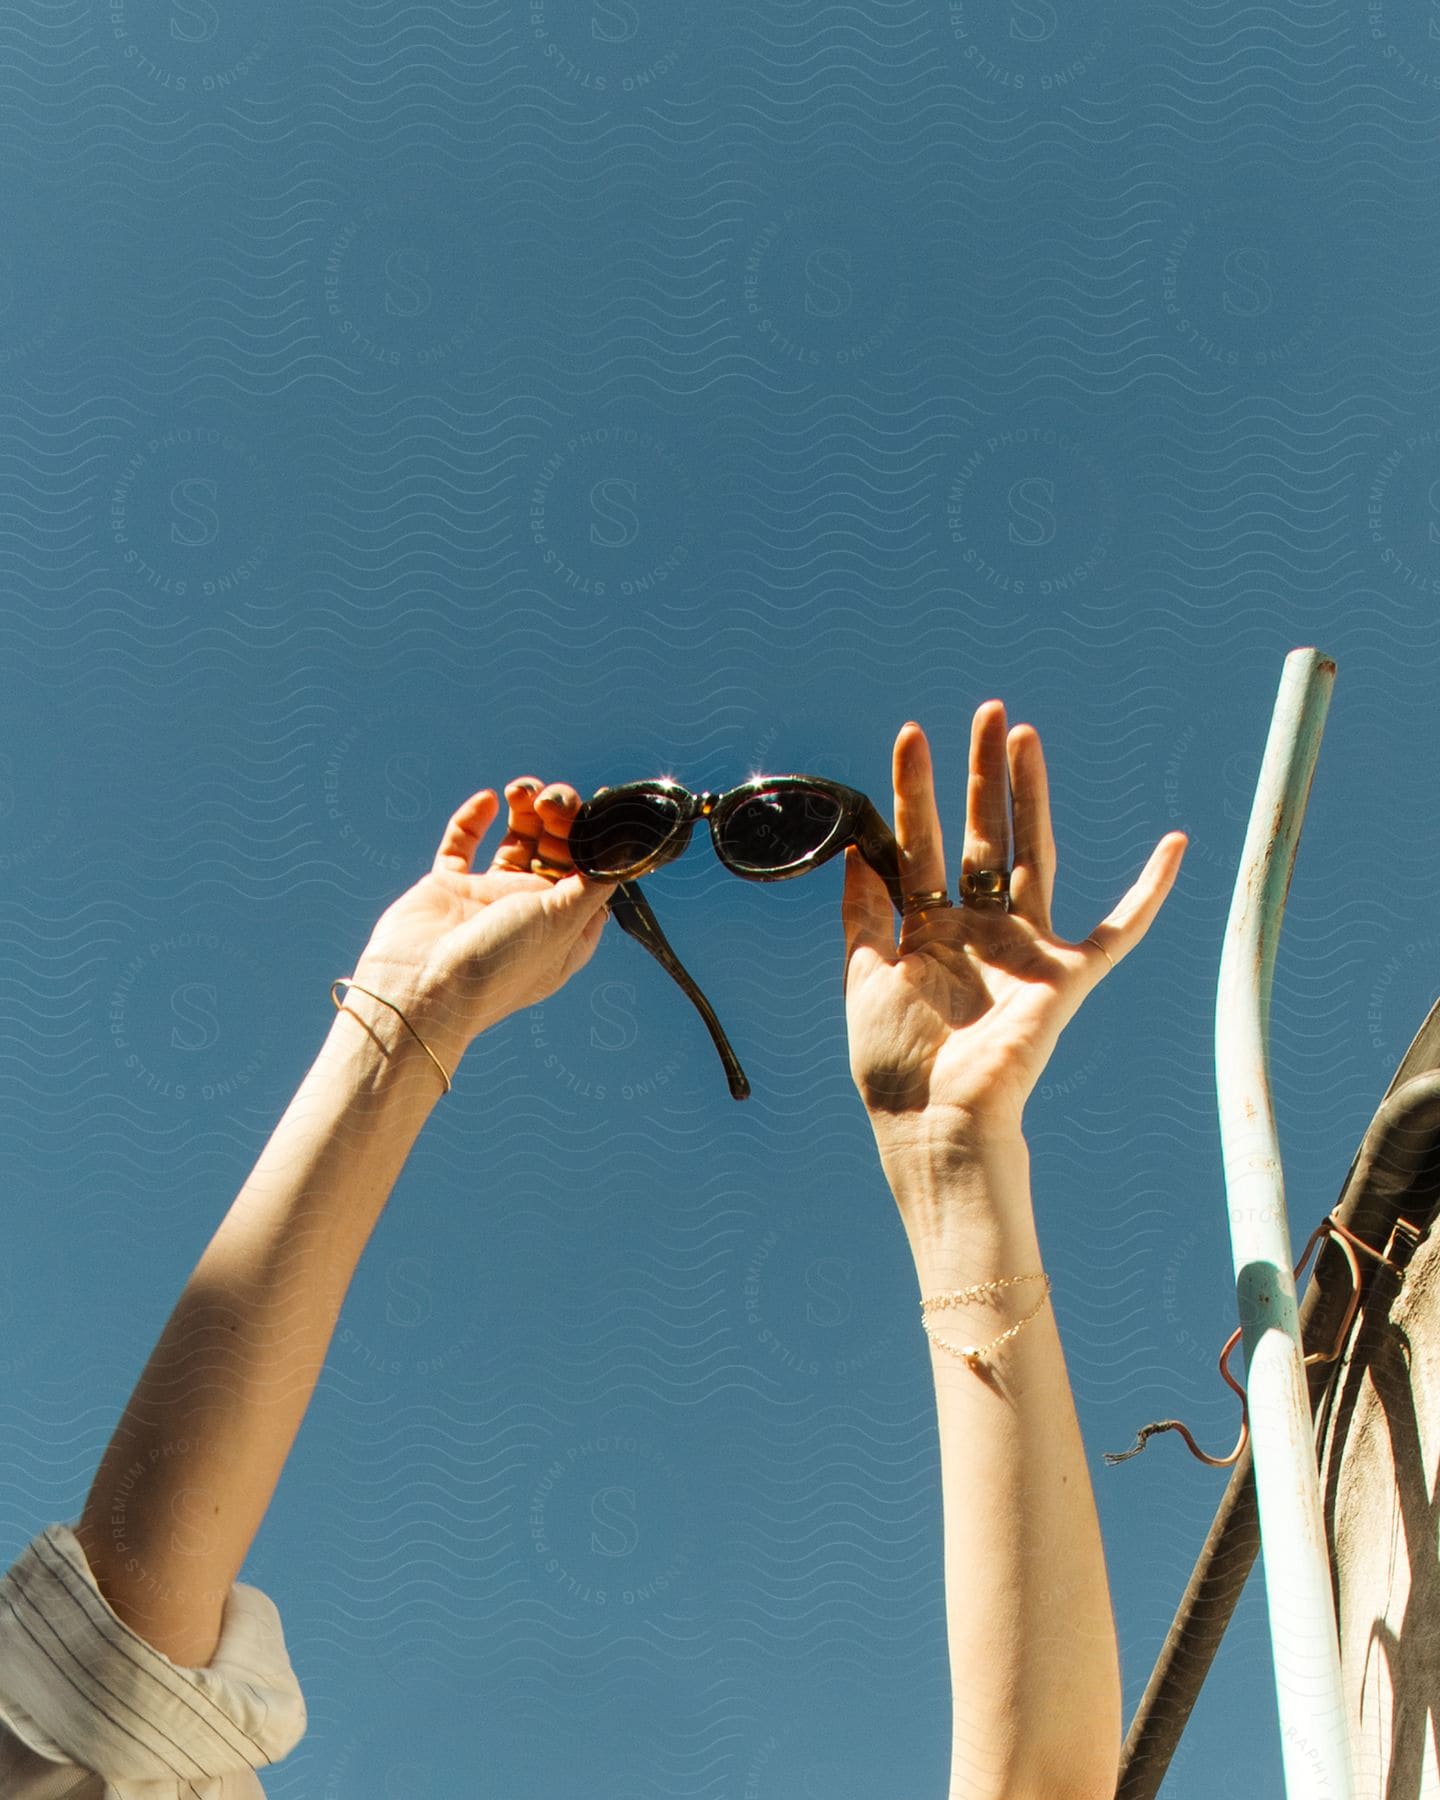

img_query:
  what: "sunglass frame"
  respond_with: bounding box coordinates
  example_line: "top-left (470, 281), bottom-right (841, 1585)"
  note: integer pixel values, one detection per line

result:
top-left (573, 774), bottom-right (906, 911)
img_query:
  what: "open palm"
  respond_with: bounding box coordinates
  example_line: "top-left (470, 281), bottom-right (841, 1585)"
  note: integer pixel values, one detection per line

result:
top-left (842, 705), bottom-right (1187, 1143)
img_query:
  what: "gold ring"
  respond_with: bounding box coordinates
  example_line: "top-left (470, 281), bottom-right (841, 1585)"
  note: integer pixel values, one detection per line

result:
top-left (961, 868), bottom-right (1011, 910)
top-left (902, 890), bottom-right (953, 916)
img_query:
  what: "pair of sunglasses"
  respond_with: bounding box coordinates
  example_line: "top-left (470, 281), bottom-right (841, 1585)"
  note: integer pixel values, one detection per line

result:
top-left (568, 776), bottom-right (907, 1100)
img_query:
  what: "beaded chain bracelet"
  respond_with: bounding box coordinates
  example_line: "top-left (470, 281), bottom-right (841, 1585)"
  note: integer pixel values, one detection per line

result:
top-left (919, 1273), bottom-right (1052, 1367)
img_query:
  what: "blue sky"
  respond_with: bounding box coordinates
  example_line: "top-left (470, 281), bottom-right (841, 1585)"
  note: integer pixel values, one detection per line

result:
top-left (4, 4), bottom-right (1440, 1795)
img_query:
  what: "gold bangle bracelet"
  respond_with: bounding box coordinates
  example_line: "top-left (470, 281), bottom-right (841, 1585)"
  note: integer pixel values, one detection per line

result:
top-left (331, 977), bottom-right (453, 1095)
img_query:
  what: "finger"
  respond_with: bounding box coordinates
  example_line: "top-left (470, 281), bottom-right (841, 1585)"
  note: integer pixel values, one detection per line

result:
top-left (961, 700), bottom-right (1013, 896)
top-left (492, 776), bottom-right (547, 874)
top-left (893, 721), bottom-right (948, 900)
top-left (841, 844), bottom-right (894, 958)
top-left (503, 776), bottom-right (544, 839)
top-left (501, 782), bottom-right (583, 878)
top-left (535, 783), bottom-right (580, 829)
top-left (503, 780), bottom-right (579, 844)
top-left (1005, 723), bottom-right (1056, 932)
top-left (1084, 833), bottom-right (1189, 974)
top-left (533, 784), bottom-right (581, 864)
top-left (841, 846), bottom-right (895, 996)
top-left (434, 790), bottom-right (500, 875)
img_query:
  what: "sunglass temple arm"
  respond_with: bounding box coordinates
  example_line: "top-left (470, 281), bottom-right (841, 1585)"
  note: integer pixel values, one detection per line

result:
top-left (606, 881), bottom-right (752, 1101)
top-left (602, 801), bottom-right (903, 1105)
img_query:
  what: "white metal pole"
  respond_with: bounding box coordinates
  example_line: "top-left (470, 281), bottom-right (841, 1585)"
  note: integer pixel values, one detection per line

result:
top-left (1214, 646), bottom-right (1354, 1800)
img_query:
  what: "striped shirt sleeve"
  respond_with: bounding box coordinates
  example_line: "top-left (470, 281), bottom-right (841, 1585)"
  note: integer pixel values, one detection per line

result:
top-left (0, 1522), bottom-right (307, 1795)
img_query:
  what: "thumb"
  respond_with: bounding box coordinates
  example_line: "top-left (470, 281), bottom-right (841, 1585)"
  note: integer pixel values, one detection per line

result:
top-left (543, 871), bottom-right (616, 989)
top-left (540, 869), bottom-right (617, 932)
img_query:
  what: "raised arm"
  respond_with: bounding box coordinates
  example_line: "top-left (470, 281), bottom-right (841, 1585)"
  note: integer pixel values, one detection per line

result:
top-left (73, 778), bottom-right (615, 1669)
top-left (840, 707), bottom-right (1187, 1800)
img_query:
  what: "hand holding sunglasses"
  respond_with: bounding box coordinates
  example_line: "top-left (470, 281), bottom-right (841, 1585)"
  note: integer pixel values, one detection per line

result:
top-left (568, 774), bottom-right (908, 1099)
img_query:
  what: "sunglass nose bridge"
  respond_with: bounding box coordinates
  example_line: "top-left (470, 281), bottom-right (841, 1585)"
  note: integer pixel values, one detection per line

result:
top-left (696, 791), bottom-right (720, 816)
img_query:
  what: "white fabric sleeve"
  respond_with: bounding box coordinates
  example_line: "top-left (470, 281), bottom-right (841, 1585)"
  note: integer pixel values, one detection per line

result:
top-left (0, 1523), bottom-right (307, 1796)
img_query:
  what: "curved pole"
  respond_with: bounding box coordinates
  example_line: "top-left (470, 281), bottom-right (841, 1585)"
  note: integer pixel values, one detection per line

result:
top-left (1214, 646), bottom-right (1354, 1800)
top-left (1116, 999), bottom-right (1440, 1798)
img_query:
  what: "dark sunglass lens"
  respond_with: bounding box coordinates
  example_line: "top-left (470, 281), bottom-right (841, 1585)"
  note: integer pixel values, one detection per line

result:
top-left (570, 791), bottom-right (684, 876)
top-left (723, 788), bottom-right (844, 871)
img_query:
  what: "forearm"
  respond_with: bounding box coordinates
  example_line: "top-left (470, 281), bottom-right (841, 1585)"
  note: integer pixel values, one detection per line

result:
top-left (74, 986), bottom-right (449, 1668)
top-left (878, 1124), bottom-right (1121, 1800)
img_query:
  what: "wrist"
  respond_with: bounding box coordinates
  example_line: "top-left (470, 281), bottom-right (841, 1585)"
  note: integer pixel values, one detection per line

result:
top-left (869, 1115), bottom-right (1037, 1276)
top-left (326, 964), bottom-right (465, 1101)
top-left (870, 1110), bottom-right (1029, 1188)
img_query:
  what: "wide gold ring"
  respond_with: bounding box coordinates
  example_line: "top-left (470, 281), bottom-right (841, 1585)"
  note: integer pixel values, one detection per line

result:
top-left (960, 868), bottom-right (1011, 911)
